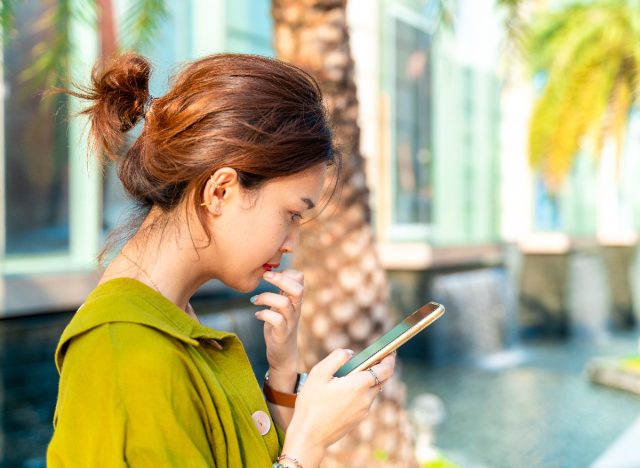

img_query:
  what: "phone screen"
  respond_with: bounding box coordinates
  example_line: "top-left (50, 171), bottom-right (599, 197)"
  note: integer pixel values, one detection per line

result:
top-left (334, 302), bottom-right (444, 377)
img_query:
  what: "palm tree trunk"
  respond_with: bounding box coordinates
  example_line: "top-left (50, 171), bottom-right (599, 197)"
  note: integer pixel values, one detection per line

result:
top-left (272, 1), bottom-right (418, 466)
top-left (97, 0), bottom-right (117, 57)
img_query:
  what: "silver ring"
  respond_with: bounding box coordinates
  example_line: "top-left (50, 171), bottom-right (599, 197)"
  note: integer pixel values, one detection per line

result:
top-left (368, 368), bottom-right (381, 387)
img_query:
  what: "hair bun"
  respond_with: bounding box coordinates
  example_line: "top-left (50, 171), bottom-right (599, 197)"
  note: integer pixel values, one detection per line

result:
top-left (97, 53), bottom-right (151, 130)
top-left (71, 52), bottom-right (153, 161)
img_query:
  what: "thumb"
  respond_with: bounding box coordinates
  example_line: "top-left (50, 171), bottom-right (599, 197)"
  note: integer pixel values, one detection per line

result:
top-left (311, 348), bottom-right (355, 379)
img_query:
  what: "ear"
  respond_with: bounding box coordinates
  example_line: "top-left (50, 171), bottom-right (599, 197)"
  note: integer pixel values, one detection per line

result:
top-left (200, 168), bottom-right (239, 215)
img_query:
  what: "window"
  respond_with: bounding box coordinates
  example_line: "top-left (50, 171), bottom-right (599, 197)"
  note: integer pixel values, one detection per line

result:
top-left (381, 1), bottom-right (501, 246)
top-left (461, 67), bottom-right (475, 235)
top-left (2, 0), bottom-right (279, 313)
top-left (3, 0), bottom-right (70, 255)
top-left (226, 0), bottom-right (274, 55)
top-left (389, 9), bottom-right (433, 239)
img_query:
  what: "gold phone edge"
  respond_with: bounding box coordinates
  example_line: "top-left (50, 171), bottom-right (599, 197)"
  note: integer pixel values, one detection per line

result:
top-left (350, 305), bottom-right (444, 374)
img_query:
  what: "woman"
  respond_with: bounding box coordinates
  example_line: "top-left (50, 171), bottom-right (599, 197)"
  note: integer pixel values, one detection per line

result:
top-left (46, 52), bottom-right (395, 468)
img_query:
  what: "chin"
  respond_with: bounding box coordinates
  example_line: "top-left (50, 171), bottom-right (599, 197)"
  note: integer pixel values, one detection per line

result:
top-left (222, 276), bottom-right (261, 294)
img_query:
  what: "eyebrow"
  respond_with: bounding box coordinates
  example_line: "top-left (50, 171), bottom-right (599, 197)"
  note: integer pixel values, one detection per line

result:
top-left (302, 198), bottom-right (316, 210)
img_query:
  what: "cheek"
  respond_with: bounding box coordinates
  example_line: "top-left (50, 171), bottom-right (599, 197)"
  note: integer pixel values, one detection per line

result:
top-left (221, 207), bottom-right (288, 260)
top-left (250, 213), bottom-right (287, 244)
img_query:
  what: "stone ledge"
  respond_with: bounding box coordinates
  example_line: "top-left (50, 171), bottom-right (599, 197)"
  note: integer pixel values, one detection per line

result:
top-left (0, 272), bottom-right (226, 318)
top-left (378, 243), bottom-right (502, 270)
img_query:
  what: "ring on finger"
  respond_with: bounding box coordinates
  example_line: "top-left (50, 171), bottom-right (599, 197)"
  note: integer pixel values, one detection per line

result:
top-left (280, 290), bottom-right (303, 307)
top-left (368, 368), bottom-right (381, 387)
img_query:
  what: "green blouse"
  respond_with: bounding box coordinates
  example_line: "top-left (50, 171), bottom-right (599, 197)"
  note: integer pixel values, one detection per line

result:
top-left (47, 278), bottom-right (284, 467)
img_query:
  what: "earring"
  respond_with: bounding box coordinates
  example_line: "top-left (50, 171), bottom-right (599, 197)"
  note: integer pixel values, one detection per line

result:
top-left (200, 200), bottom-right (225, 211)
top-left (199, 177), bottom-right (220, 207)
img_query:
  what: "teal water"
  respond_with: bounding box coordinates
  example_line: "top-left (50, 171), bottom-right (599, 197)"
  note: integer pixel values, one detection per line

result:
top-left (402, 332), bottom-right (640, 468)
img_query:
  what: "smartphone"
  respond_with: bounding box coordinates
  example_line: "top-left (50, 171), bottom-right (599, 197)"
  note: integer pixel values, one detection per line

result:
top-left (334, 302), bottom-right (445, 377)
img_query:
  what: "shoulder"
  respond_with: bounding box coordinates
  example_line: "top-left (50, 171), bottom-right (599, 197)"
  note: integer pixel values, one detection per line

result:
top-left (55, 288), bottom-right (202, 372)
top-left (62, 322), bottom-right (194, 382)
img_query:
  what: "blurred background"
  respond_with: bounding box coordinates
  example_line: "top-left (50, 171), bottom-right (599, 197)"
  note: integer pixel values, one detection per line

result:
top-left (1, 0), bottom-right (640, 466)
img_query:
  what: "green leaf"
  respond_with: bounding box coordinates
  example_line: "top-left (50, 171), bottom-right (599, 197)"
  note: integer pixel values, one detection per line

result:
top-left (119, 0), bottom-right (169, 51)
top-left (0, 0), bottom-right (20, 40)
top-left (19, 0), bottom-right (72, 96)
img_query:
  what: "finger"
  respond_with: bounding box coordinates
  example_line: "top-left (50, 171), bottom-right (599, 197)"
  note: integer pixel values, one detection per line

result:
top-left (377, 352), bottom-right (397, 374)
top-left (252, 292), bottom-right (295, 311)
top-left (280, 269), bottom-right (304, 286)
top-left (366, 385), bottom-right (382, 401)
top-left (263, 271), bottom-right (304, 303)
top-left (369, 358), bottom-right (395, 383)
top-left (311, 349), bottom-right (354, 379)
top-left (365, 352), bottom-right (397, 379)
top-left (353, 386), bottom-right (382, 417)
top-left (251, 292), bottom-right (298, 326)
top-left (351, 368), bottom-right (379, 389)
top-left (278, 271), bottom-right (304, 306)
top-left (352, 360), bottom-right (394, 389)
top-left (254, 309), bottom-right (288, 334)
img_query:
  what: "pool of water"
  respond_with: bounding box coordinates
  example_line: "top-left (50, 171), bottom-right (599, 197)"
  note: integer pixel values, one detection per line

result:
top-left (401, 332), bottom-right (640, 467)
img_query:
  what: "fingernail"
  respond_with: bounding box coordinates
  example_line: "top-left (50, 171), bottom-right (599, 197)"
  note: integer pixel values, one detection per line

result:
top-left (250, 295), bottom-right (258, 304)
top-left (263, 271), bottom-right (275, 279)
top-left (345, 349), bottom-right (355, 356)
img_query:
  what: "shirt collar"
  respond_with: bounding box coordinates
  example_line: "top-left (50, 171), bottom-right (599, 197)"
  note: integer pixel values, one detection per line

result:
top-left (55, 277), bottom-right (235, 372)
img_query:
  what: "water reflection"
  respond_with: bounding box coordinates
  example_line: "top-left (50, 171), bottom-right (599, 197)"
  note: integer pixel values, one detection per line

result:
top-left (403, 333), bottom-right (640, 467)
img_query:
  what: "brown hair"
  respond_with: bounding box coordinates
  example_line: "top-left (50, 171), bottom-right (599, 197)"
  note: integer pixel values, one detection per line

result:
top-left (64, 52), bottom-right (340, 258)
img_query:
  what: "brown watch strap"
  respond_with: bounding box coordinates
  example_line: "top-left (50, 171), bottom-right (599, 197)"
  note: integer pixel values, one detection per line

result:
top-left (263, 375), bottom-right (298, 408)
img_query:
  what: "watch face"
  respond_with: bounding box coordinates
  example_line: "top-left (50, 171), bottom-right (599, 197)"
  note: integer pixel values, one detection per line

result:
top-left (295, 372), bottom-right (309, 393)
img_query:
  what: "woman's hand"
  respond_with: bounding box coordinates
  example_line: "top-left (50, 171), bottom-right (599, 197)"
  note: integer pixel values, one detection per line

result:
top-left (280, 349), bottom-right (397, 468)
top-left (252, 269), bottom-right (304, 379)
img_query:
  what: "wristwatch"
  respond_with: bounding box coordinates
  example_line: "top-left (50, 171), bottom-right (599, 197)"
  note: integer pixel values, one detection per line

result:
top-left (263, 371), bottom-right (308, 408)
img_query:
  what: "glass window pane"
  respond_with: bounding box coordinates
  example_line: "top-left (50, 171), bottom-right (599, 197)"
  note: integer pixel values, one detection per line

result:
top-left (461, 66), bottom-right (474, 235)
top-left (534, 178), bottom-right (561, 230)
top-left (393, 18), bottom-right (433, 225)
top-left (4, 0), bottom-right (69, 255)
top-left (226, 0), bottom-right (273, 55)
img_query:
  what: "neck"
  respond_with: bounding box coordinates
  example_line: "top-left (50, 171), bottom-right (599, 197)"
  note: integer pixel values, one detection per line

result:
top-left (101, 207), bottom-right (211, 313)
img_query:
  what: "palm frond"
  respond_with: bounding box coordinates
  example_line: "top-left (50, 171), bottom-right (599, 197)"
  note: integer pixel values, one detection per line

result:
top-left (119, 0), bottom-right (169, 51)
top-left (608, 76), bottom-right (633, 168)
top-left (72, 0), bottom-right (98, 28)
top-left (527, 5), bottom-right (598, 73)
top-left (497, 0), bottom-right (530, 61)
top-left (19, 0), bottom-right (72, 93)
top-left (436, 0), bottom-right (455, 31)
top-left (0, 0), bottom-right (20, 39)
top-left (527, 0), bottom-right (640, 188)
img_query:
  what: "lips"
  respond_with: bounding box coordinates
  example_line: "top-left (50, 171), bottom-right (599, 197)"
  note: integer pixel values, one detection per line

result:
top-left (263, 263), bottom-right (280, 271)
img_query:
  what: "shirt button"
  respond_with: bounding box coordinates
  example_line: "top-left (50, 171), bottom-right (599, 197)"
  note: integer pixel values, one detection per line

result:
top-left (251, 410), bottom-right (271, 436)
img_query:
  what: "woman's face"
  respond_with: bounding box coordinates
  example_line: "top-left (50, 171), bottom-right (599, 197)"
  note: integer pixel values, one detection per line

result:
top-left (204, 164), bottom-right (327, 292)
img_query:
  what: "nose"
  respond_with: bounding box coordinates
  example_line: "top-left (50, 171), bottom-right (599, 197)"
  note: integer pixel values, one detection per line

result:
top-left (280, 228), bottom-right (300, 254)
